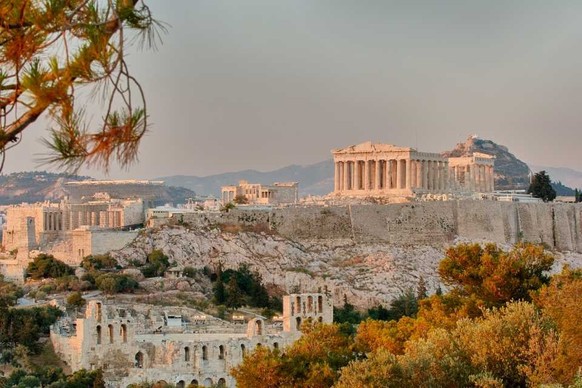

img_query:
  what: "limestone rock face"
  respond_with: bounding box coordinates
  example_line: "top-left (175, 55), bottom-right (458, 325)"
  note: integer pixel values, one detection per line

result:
top-left (442, 135), bottom-right (530, 190)
top-left (111, 227), bottom-right (444, 308)
top-left (111, 201), bottom-right (582, 308)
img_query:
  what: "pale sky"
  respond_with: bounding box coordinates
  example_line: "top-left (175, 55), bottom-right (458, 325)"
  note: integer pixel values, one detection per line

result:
top-left (6, 0), bottom-right (582, 179)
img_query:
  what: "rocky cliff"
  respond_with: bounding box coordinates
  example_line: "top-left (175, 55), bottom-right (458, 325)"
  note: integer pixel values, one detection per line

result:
top-left (442, 136), bottom-right (531, 190)
top-left (112, 202), bottom-right (582, 307)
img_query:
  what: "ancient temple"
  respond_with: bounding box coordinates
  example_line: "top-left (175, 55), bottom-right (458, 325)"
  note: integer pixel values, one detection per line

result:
top-left (332, 141), bottom-right (495, 197)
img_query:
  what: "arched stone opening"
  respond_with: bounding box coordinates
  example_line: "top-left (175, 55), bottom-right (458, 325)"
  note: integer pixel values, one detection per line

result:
top-left (202, 345), bottom-right (208, 361)
top-left (296, 317), bottom-right (302, 331)
top-left (120, 324), bottom-right (127, 343)
top-left (203, 378), bottom-right (213, 387)
top-left (108, 324), bottom-right (114, 344)
top-left (307, 296), bottom-right (313, 312)
top-left (176, 381), bottom-right (185, 388)
top-left (185, 346), bottom-right (190, 362)
top-left (190, 380), bottom-right (199, 387)
top-left (135, 352), bottom-right (144, 368)
top-left (273, 342), bottom-right (279, 349)
top-left (96, 325), bottom-right (102, 345)
top-left (218, 345), bottom-right (225, 360)
top-left (255, 320), bottom-right (262, 336)
top-left (217, 378), bottom-right (226, 387)
top-left (96, 302), bottom-right (102, 322)
top-left (318, 295), bottom-right (323, 313)
top-left (241, 344), bottom-right (246, 357)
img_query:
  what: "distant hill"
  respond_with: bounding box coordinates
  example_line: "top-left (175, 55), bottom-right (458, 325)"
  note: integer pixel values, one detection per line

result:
top-left (157, 159), bottom-right (335, 197)
top-left (442, 136), bottom-right (531, 190)
top-left (551, 181), bottom-right (575, 196)
top-left (0, 171), bottom-right (195, 205)
top-left (529, 165), bottom-right (582, 191)
top-left (164, 136), bottom-right (543, 196)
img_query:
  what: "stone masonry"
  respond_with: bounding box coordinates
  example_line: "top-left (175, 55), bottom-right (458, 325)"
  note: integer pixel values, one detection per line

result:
top-left (51, 293), bottom-right (333, 387)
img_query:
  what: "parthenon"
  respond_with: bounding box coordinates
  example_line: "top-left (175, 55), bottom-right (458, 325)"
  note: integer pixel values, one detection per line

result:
top-left (332, 141), bottom-right (495, 197)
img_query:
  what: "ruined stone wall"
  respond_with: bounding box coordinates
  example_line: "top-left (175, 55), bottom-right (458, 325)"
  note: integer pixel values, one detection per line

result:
top-left (2, 206), bottom-right (44, 250)
top-left (0, 258), bottom-right (25, 282)
top-left (51, 296), bottom-right (331, 388)
top-left (121, 201), bottom-right (145, 226)
top-left (177, 202), bottom-right (582, 252)
top-left (90, 230), bottom-right (139, 257)
top-left (46, 229), bottom-right (139, 265)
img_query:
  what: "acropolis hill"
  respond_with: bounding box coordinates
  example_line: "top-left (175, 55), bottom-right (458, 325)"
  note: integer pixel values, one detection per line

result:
top-left (113, 200), bottom-right (582, 309)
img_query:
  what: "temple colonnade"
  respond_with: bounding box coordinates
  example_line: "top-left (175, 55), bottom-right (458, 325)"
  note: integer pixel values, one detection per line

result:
top-left (333, 157), bottom-right (448, 193)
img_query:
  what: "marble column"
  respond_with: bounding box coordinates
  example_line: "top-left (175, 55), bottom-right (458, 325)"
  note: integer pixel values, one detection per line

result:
top-left (364, 160), bottom-right (370, 190)
top-left (438, 162), bottom-right (442, 191)
top-left (374, 160), bottom-right (381, 190)
top-left (410, 160), bottom-right (416, 188)
top-left (426, 161), bottom-right (432, 191)
top-left (417, 160), bottom-right (422, 189)
top-left (439, 162), bottom-right (444, 191)
top-left (343, 161), bottom-right (349, 192)
top-left (396, 159), bottom-right (402, 189)
top-left (405, 159), bottom-right (411, 189)
top-left (443, 162), bottom-right (451, 192)
top-left (490, 166), bottom-right (495, 191)
top-left (384, 160), bottom-right (390, 190)
top-left (334, 162), bottom-right (340, 192)
top-left (354, 161), bottom-right (360, 190)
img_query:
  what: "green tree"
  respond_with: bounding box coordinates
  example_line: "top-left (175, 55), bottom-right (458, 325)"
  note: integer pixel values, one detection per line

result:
top-left (213, 262), bottom-right (226, 305)
top-left (141, 249), bottom-right (170, 277)
top-left (225, 276), bottom-right (244, 309)
top-left (27, 254), bottom-right (74, 279)
top-left (387, 288), bottom-right (419, 320)
top-left (0, 275), bottom-right (23, 307)
top-left (94, 273), bottom-right (138, 294)
top-left (333, 295), bottom-right (361, 325)
top-left (0, 0), bottom-right (164, 172)
top-left (66, 291), bottom-right (86, 309)
top-left (528, 171), bottom-right (557, 202)
top-left (81, 254), bottom-right (118, 271)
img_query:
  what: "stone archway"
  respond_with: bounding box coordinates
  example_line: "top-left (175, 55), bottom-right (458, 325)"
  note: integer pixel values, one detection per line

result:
top-left (135, 352), bottom-right (144, 368)
top-left (203, 378), bottom-right (213, 387)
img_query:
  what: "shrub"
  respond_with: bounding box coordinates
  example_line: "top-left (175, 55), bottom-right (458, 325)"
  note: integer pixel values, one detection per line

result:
top-left (27, 254), bottom-right (74, 280)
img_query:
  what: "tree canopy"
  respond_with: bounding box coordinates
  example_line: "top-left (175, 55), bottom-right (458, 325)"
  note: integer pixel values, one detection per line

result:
top-left (232, 242), bottom-right (582, 387)
top-left (0, 0), bottom-right (164, 172)
top-left (528, 171), bottom-right (557, 202)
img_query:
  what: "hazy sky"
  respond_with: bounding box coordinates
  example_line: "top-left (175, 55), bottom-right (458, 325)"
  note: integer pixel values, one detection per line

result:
top-left (6, 0), bottom-right (582, 178)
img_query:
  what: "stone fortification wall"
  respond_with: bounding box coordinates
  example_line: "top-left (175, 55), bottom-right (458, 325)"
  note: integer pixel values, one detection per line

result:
top-left (176, 202), bottom-right (582, 252)
top-left (0, 258), bottom-right (25, 282)
top-left (47, 229), bottom-right (139, 265)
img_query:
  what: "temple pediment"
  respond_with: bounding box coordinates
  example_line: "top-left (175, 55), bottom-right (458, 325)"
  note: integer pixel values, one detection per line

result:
top-left (333, 141), bottom-right (413, 154)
